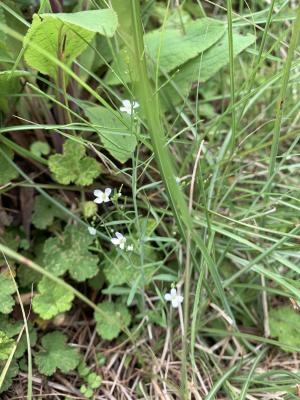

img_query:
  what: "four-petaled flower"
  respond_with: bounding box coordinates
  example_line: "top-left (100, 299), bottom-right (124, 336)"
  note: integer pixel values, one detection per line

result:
top-left (111, 232), bottom-right (126, 250)
top-left (94, 188), bottom-right (112, 204)
top-left (120, 100), bottom-right (139, 115)
top-left (127, 245), bottom-right (133, 252)
top-left (88, 226), bottom-right (97, 236)
top-left (164, 288), bottom-right (183, 308)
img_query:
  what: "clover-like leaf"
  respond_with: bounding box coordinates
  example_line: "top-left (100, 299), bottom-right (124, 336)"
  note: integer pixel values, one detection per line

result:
top-left (32, 195), bottom-right (66, 229)
top-left (35, 331), bottom-right (80, 376)
top-left (0, 273), bottom-right (16, 314)
top-left (269, 306), bottom-right (300, 352)
top-left (43, 224), bottom-right (99, 281)
top-left (0, 331), bottom-right (15, 361)
top-left (94, 301), bottom-right (131, 341)
top-left (48, 139), bottom-right (101, 186)
top-left (0, 145), bottom-right (19, 185)
top-left (32, 277), bottom-right (74, 320)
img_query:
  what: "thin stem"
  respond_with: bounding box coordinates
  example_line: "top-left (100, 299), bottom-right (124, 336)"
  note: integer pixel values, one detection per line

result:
top-left (226, 0), bottom-right (236, 151)
top-left (267, 4), bottom-right (300, 188)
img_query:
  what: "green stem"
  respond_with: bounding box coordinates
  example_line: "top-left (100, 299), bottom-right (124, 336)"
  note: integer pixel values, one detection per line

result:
top-left (267, 4), bottom-right (300, 187)
top-left (226, 0), bottom-right (236, 151)
top-left (127, 1), bottom-right (234, 397)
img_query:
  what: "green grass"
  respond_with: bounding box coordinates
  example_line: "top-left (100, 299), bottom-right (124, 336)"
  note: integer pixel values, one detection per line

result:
top-left (0, 0), bottom-right (300, 399)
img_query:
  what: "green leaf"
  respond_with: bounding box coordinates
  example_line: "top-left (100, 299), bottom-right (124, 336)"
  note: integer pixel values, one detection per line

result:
top-left (145, 18), bottom-right (225, 73)
top-left (48, 139), bottom-right (101, 186)
top-left (0, 317), bottom-right (37, 359)
top-left (162, 32), bottom-right (256, 106)
top-left (35, 331), bottom-right (80, 376)
top-left (0, 145), bottom-right (19, 185)
top-left (105, 17), bottom-right (225, 85)
top-left (24, 9), bottom-right (117, 78)
top-left (87, 372), bottom-right (102, 389)
top-left (0, 71), bottom-right (28, 113)
top-left (269, 306), bottom-right (300, 352)
top-left (0, 274), bottom-right (16, 314)
top-left (0, 359), bottom-right (19, 394)
top-left (32, 195), bottom-right (66, 230)
top-left (104, 245), bottom-right (157, 286)
top-left (32, 277), bottom-right (74, 320)
top-left (30, 141), bottom-right (50, 157)
top-left (0, 331), bottom-right (14, 361)
top-left (84, 106), bottom-right (137, 163)
top-left (43, 224), bottom-right (99, 281)
top-left (81, 201), bottom-right (97, 218)
top-left (94, 301), bottom-right (131, 341)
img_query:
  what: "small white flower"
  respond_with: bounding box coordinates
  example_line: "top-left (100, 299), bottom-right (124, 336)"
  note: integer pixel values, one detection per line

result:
top-left (164, 288), bottom-right (183, 308)
top-left (94, 188), bottom-right (112, 204)
top-left (127, 245), bottom-right (133, 252)
top-left (88, 227), bottom-right (97, 236)
top-left (119, 99), bottom-right (139, 115)
top-left (111, 232), bottom-right (126, 250)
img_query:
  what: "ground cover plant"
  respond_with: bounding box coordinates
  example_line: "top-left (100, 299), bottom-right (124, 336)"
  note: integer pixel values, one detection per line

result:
top-left (0, 0), bottom-right (300, 398)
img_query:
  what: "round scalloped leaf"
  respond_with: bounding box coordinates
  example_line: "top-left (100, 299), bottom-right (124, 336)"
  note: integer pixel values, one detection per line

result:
top-left (48, 139), bottom-right (101, 186)
top-left (94, 301), bottom-right (131, 341)
top-left (32, 277), bottom-right (74, 320)
top-left (0, 273), bottom-right (16, 314)
top-left (0, 145), bottom-right (19, 185)
top-left (35, 331), bottom-right (80, 376)
top-left (43, 224), bottom-right (99, 281)
top-left (0, 331), bottom-right (15, 361)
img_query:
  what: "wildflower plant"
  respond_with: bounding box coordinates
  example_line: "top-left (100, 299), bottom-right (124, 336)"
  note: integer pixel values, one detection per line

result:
top-left (0, 0), bottom-right (299, 398)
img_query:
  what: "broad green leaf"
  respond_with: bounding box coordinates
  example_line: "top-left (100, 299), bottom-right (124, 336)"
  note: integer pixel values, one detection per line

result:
top-left (0, 145), bottom-right (19, 185)
top-left (24, 9), bottom-right (117, 78)
top-left (0, 274), bottom-right (16, 314)
top-left (48, 139), bottom-right (101, 186)
top-left (35, 331), bottom-right (80, 376)
top-left (43, 224), bottom-right (99, 281)
top-left (32, 277), bottom-right (74, 320)
top-left (145, 17), bottom-right (225, 73)
top-left (32, 195), bottom-right (66, 230)
top-left (84, 106), bottom-right (137, 163)
top-left (0, 71), bottom-right (28, 113)
top-left (0, 331), bottom-right (14, 361)
top-left (52, 9), bottom-right (117, 36)
top-left (105, 17), bottom-right (225, 85)
top-left (162, 32), bottom-right (256, 106)
top-left (269, 306), bottom-right (300, 352)
top-left (94, 301), bottom-right (131, 340)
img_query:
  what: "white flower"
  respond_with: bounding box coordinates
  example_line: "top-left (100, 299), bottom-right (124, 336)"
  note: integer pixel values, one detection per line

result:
top-left (127, 245), bottom-right (133, 252)
top-left (111, 232), bottom-right (126, 250)
top-left (120, 99), bottom-right (139, 115)
top-left (88, 227), bottom-right (97, 236)
top-left (164, 288), bottom-right (183, 308)
top-left (94, 188), bottom-right (112, 204)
